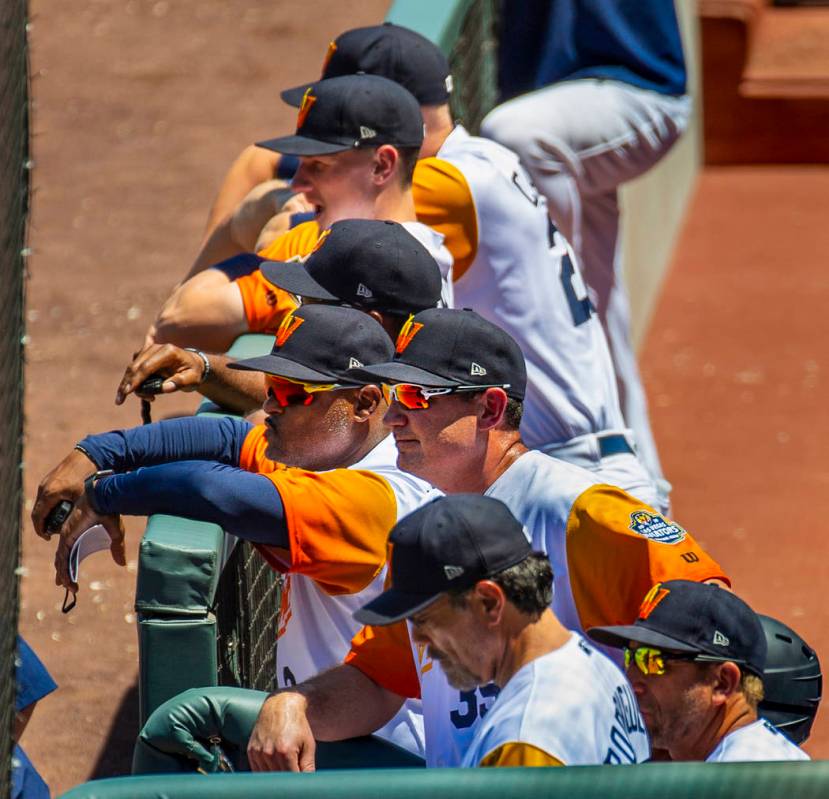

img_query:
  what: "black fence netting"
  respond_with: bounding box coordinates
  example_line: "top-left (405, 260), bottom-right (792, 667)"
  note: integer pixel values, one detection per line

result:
top-left (215, 541), bottom-right (281, 693)
top-left (447, 0), bottom-right (499, 134)
top-left (0, 0), bottom-right (29, 794)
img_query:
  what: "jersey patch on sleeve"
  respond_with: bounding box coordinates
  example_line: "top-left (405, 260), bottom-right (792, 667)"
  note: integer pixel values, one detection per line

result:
top-left (628, 510), bottom-right (686, 545)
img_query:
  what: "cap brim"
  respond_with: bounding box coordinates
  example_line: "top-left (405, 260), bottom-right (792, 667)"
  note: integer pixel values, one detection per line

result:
top-left (256, 135), bottom-right (349, 156)
top-left (228, 354), bottom-right (340, 383)
top-left (281, 83), bottom-right (311, 108)
top-left (587, 624), bottom-right (704, 654)
top-left (260, 261), bottom-right (339, 301)
top-left (354, 589), bottom-right (442, 627)
top-left (348, 361), bottom-right (460, 388)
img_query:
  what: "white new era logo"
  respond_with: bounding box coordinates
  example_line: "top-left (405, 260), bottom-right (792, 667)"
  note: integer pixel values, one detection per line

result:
top-left (348, 357), bottom-right (363, 369)
top-left (356, 283), bottom-right (373, 298)
top-left (713, 630), bottom-right (730, 646)
top-left (359, 125), bottom-right (377, 139)
top-left (470, 362), bottom-right (487, 376)
top-left (444, 565), bottom-right (464, 580)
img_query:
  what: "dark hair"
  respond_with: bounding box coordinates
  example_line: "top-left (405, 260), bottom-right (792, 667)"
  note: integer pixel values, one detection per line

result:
top-left (503, 398), bottom-right (523, 430)
top-left (449, 552), bottom-right (552, 620)
top-left (396, 145), bottom-right (421, 187)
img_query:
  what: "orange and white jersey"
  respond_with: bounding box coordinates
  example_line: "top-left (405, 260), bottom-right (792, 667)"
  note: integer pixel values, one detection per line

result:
top-left (346, 450), bottom-right (729, 767)
top-left (461, 633), bottom-right (650, 767)
top-left (239, 427), bottom-right (440, 755)
top-left (235, 219), bottom-right (453, 335)
top-left (413, 126), bottom-right (623, 449)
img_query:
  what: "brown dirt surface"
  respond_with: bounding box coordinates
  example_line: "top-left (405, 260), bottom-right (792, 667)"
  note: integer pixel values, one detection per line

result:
top-left (642, 165), bottom-right (829, 758)
top-left (20, 1), bottom-right (388, 794)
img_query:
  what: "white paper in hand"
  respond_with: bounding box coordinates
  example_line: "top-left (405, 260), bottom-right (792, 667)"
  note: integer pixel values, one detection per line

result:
top-left (68, 524), bottom-right (112, 584)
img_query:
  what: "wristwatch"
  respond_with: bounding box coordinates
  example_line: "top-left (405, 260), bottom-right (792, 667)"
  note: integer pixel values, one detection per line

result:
top-left (84, 469), bottom-right (115, 513)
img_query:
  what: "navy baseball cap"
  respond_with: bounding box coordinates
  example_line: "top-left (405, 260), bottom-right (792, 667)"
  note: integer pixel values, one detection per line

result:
top-left (261, 220), bottom-right (442, 315)
top-left (228, 304), bottom-right (392, 384)
top-left (282, 23), bottom-right (452, 108)
top-left (258, 74), bottom-right (423, 157)
top-left (588, 580), bottom-right (767, 678)
top-left (354, 494), bottom-right (532, 626)
top-left (348, 308), bottom-right (527, 401)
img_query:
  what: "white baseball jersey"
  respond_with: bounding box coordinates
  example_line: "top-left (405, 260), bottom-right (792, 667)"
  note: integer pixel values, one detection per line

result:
top-left (706, 720), bottom-right (810, 762)
top-left (460, 633), bottom-right (650, 767)
top-left (346, 450), bottom-right (728, 767)
top-left (240, 429), bottom-right (440, 756)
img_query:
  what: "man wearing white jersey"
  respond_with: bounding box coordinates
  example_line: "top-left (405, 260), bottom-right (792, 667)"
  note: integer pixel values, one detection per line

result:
top-left (34, 305), bottom-right (439, 757)
top-left (589, 580), bottom-right (809, 762)
top-left (355, 494), bottom-right (650, 767)
top-left (151, 24), bottom-right (667, 510)
top-left (144, 73), bottom-right (453, 354)
top-left (245, 308), bottom-right (727, 771)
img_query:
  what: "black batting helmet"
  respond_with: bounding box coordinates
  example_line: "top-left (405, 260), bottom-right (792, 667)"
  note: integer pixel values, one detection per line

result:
top-left (758, 614), bottom-right (822, 744)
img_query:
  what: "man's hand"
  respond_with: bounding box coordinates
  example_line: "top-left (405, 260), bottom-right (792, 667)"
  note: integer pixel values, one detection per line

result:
top-left (115, 344), bottom-right (207, 405)
top-left (247, 692), bottom-right (316, 772)
top-left (32, 449), bottom-right (98, 539)
top-left (53, 494), bottom-right (125, 593)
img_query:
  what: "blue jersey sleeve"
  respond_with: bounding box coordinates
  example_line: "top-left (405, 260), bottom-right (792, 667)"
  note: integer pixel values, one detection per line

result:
top-left (92, 460), bottom-right (288, 547)
top-left (78, 416), bottom-right (253, 472)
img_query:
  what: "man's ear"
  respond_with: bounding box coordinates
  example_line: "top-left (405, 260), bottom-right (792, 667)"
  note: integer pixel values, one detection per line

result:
top-left (372, 145), bottom-right (398, 185)
top-left (710, 661), bottom-right (742, 706)
top-left (354, 384), bottom-right (382, 420)
top-left (477, 388), bottom-right (508, 431)
top-left (473, 580), bottom-right (507, 626)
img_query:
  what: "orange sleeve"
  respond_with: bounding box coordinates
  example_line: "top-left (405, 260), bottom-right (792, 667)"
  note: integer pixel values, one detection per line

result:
top-left (413, 157), bottom-right (478, 280)
top-left (345, 621), bottom-right (421, 700)
top-left (566, 485), bottom-right (731, 632)
top-left (255, 466), bottom-right (397, 595)
top-left (238, 424), bottom-right (284, 475)
top-left (479, 743), bottom-right (564, 768)
top-left (234, 221), bottom-right (322, 334)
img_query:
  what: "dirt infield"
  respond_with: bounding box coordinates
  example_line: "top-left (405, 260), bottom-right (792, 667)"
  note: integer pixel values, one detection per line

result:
top-left (21, 2), bottom-right (387, 793)
top-left (18, 3), bottom-right (827, 796)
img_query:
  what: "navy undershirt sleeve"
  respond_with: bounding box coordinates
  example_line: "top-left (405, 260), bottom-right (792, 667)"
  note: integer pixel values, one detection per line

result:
top-left (78, 416), bottom-right (253, 472)
top-left (275, 154), bottom-right (300, 180)
top-left (92, 461), bottom-right (288, 548)
top-left (211, 252), bottom-right (266, 280)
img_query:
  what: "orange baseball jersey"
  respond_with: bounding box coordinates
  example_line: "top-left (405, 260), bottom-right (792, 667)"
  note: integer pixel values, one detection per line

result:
top-left (345, 449), bottom-right (729, 767)
top-left (239, 425), bottom-right (440, 755)
top-left (236, 219), bottom-right (453, 334)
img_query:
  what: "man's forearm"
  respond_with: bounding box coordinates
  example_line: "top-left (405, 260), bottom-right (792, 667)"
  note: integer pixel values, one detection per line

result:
top-left (78, 416), bottom-right (252, 471)
top-left (285, 665), bottom-right (405, 741)
top-left (202, 355), bottom-right (266, 415)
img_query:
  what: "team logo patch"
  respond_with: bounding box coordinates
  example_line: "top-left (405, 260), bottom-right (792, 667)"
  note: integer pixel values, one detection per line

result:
top-left (638, 583), bottom-right (670, 620)
top-left (275, 312), bottom-right (305, 347)
top-left (297, 87), bottom-right (317, 129)
top-left (628, 510), bottom-right (686, 545)
top-left (470, 362), bottom-right (487, 376)
top-left (310, 227), bottom-right (331, 254)
top-left (395, 315), bottom-right (424, 354)
top-left (321, 40), bottom-right (337, 73)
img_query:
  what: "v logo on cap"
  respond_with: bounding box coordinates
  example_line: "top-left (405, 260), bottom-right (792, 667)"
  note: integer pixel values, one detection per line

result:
top-left (638, 583), bottom-right (670, 620)
top-left (297, 88), bottom-right (317, 129)
top-left (275, 313), bottom-right (305, 347)
top-left (395, 315), bottom-right (424, 354)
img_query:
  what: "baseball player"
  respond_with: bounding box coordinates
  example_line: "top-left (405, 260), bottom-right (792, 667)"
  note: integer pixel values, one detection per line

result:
top-left (589, 580), bottom-right (810, 762)
top-left (34, 304), bottom-right (445, 756)
top-left (245, 308), bottom-right (728, 770)
top-left (149, 23), bottom-right (667, 511)
top-left (147, 73), bottom-right (453, 354)
top-left (351, 494), bottom-right (650, 768)
top-left (480, 1), bottom-right (691, 491)
top-left (116, 220), bottom-right (444, 417)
